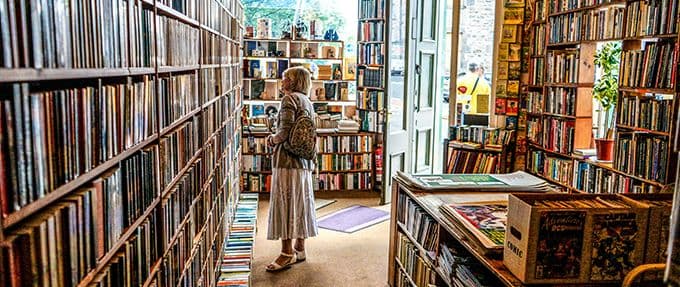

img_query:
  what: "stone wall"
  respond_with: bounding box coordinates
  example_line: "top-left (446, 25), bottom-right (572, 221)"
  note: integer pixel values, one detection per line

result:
top-left (457, 0), bottom-right (496, 75)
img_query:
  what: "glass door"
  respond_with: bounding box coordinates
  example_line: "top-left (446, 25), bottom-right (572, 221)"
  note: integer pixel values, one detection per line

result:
top-left (382, 0), bottom-right (409, 203)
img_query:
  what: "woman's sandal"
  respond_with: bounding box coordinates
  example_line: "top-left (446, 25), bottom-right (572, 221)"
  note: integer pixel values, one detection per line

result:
top-left (294, 248), bottom-right (306, 262)
top-left (265, 253), bottom-right (297, 272)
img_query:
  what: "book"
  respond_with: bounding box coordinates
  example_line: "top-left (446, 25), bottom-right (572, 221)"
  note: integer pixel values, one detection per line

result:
top-left (535, 211), bottom-right (586, 279)
top-left (399, 171), bottom-right (554, 191)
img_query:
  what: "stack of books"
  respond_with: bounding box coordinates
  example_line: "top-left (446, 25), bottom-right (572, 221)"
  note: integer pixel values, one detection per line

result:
top-left (218, 194), bottom-right (259, 286)
top-left (337, 119), bottom-right (360, 133)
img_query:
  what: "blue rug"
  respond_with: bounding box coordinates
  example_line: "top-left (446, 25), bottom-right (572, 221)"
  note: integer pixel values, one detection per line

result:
top-left (317, 205), bottom-right (390, 233)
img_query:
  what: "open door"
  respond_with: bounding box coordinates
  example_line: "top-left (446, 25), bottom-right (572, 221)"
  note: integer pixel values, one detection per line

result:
top-left (410, 0), bottom-right (440, 175)
top-left (381, 0), bottom-right (410, 204)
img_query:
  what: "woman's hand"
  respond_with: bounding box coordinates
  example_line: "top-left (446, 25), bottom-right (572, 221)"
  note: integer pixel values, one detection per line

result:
top-left (266, 135), bottom-right (276, 147)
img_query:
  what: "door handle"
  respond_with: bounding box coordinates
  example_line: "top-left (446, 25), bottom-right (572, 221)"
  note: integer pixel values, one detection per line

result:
top-left (415, 64), bottom-right (421, 75)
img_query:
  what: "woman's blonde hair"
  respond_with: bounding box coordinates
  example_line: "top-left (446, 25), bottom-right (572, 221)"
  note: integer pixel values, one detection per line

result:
top-left (283, 66), bottom-right (312, 95)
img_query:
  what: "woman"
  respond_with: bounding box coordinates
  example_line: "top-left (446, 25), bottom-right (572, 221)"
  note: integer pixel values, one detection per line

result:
top-left (265, 66), bottom-right (318, 271)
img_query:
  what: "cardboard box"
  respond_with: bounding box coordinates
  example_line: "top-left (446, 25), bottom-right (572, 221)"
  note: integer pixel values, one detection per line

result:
top-left (504, 193), bottom-right (648, 284)
top-left (619, 193), bottom-right (673, 281)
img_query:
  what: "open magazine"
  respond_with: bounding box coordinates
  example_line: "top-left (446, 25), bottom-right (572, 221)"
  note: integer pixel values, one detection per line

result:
top-left (397, 171), bottom-right (555, 192)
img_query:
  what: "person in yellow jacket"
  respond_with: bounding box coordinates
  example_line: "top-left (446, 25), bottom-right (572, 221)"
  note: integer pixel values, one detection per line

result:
top-left (456, 63), bottom-right (490, 113)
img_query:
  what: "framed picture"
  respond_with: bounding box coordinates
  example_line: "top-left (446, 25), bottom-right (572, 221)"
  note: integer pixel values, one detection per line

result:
top-left (504, 7), bottom-right (524, 24)
top-left (498, 44), bottom-right (509, 61)
top-left (501, 25), bottom-right (518, 43)
top-left (509, 44), bottom-right (522, 61)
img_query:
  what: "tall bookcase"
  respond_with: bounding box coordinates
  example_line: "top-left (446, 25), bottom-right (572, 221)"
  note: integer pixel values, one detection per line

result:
top-left (526, 0), bottom-right (679, 194)
top-left (0, 0), bottom-right (244, 286)
top-left (357, 0), bottom-right (388, 188)
top-left (240, 35), bottom-right (377, 193)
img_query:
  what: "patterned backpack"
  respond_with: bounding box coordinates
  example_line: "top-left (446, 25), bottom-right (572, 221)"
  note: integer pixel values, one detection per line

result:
top-left (283, 94), bottom-right (317, 160)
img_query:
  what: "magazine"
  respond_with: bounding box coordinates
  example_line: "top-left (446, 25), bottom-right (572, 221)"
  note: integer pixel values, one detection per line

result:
top-left (440, 201), bottom-right (508, 250)
top-left (397, 171), bottom-right (554, 192)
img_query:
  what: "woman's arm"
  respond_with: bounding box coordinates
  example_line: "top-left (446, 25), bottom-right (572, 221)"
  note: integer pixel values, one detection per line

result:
top-left (269, 94), bottom-right (296, 145)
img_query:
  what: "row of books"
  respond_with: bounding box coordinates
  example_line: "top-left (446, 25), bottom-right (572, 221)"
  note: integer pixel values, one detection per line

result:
top-left (159, 120), bottom-right (199, 188)
top-left (359, 0), bottom-right (386, 19)
top-left (159, 73), bottom-right (199, 129)
top-left (318, 154), bottom-right (372, 171)
top-left (545, 87), bottom-right (576, 116)
top-left (316, 172), bottom-right (372, 191)
top-left (396, 193), bottom-right (439, 253)
top-left (242, 173), bottom-right (270, 193)
top-left (573, 160), bottom-right (658, 193)
top-left (528, 149), bottom-right (574, 186)
top-left (437, 243), bottom-right (498, 287)
top-left (581, 7), bottom-right (625, 41)
top-left (157, 15), bottom-right (200, 67)
top-left (202, 31), bottom-right (238, 65)
top-left (548, 12), bottom-right (583, 44)
top-left (0, 0), bottom-right (153, 69)
top-left (614, 134), bottom-right (669, 183)
top-left (527, 92), bottom-right (544, 114)
top-left (242, 137), bottom-right (273, 154)
top-left (218, 193), bottom-right (257, 286)
top-left (618, 93), bottom-right (673, 132)
top-left (202, 67), bottom-right (242, 104)
top-left (541, 117), bottom-right (576, 154)
top-left (446, 149), bottom-right (502, 174)
top-left (357, 89), bottom-right (385, 110)
top-left (619, 41), bottom-right (677, 90)
top-left (201, 0), bottom-right (241, 38)
top-left (0, 80), bottom-right (157, 214)
top-left (548, 0), bottom-right (617, 14)
top-left (244, 40), bottom-right (285, 57)
top-left (241, 155), bottom-right (271, 172)
top-left (357, 67), bottom-right (384, 88)
top-left (359, 22), bottom-right (385, 42)
top-left (358, 43), bottom-right (385, 65)
top-left (316, 82), bottom-right (351, 101)
top-left (202, 96), bottom-right (229, 141)
top-left (396, 234), bottom-right (435, 287)
top-left (532, 25), bottom-right (546, 56)
top-left (317, 134), bottom-right (373, 153)
top-left (546, 50), bottom-right (579, 83)
top-left (243, 59), bottom-right (288, 80)
top-left (529, 58), bottom-right (545, 85)
top-left (448, 126), bottom-right (515, 148)
top-left (358, 110), bottom-right (385, 133)
top-left (624, 0), bottom-right (679, 38)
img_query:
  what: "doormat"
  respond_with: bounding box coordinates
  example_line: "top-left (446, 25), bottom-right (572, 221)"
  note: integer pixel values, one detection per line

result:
top-left (317, 205), bottom-right (390, 233)
top-left (314, 198), bottom-right (336, 210)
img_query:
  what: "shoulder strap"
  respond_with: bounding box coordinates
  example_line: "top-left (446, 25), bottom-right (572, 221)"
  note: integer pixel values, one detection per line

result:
top-left (470, 77), bottom-right (480, 95)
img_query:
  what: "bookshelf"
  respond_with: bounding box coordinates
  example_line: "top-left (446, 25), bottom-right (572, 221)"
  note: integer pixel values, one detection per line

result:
top-left (241, 131), bottom-right (376, 193)
top-left (443, 126), bottom-right (516, 174)
top-left (525, 0), bottom-right (680, 193)
top-left (0, 0), bottom-right (244, 286)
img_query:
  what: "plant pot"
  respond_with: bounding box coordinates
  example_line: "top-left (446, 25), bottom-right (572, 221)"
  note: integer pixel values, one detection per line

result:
top-left (595, 138), bottom-right (615, 162)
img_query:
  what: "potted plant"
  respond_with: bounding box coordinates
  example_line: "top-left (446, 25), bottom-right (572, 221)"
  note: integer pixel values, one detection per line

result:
top-left (592, 42), bottom-right (622, 161)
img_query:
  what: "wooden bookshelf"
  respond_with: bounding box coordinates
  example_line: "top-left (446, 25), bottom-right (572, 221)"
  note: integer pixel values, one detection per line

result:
top-left (0, 0), bottom-right (245, 285)
top-left (241, 131), bottom-right (376, 193)
top-left (526, 0), bottom-right (679, 194)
